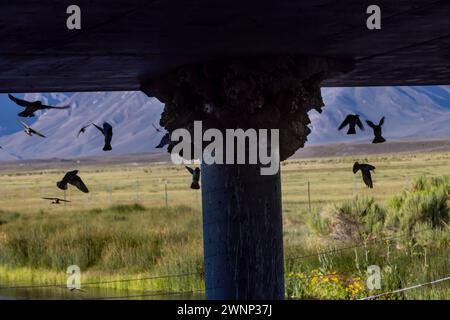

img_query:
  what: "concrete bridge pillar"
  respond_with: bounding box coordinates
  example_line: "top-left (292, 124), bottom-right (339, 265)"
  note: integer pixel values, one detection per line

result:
top-left (141, 55), bottom-right (351, 299)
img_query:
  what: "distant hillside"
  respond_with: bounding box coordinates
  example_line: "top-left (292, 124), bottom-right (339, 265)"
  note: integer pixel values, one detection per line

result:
top-left (0, 92), bottom-right (165, 160)
top-left (0, 86), bottom-right (449, 160)
top-left (308, 86), bottom-right (450, 144)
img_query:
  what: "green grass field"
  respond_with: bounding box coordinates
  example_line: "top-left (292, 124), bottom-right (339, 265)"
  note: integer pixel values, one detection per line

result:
top-left (0, 151), bottom-right (449, 299)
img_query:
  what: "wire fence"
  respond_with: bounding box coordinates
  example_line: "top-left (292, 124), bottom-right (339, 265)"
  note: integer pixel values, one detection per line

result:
top-left (0, 179), bottom-right (202, 210)
top-left (0, 272), bottom-right (200, 290)
top-left (89, 289), bottom-right (206, 300)
top-left (285, 226), bottom-right (435, 262)
top-left (88, 274), bottom-right (450, 300)
top-left (0, 167), bottom-right (447, 299)
top-left (359, 275), bottom-right (450, 300)
top-left (0, 225), bottom-right (446, 300)
top-left (0, 166), bottom-right (417, 213)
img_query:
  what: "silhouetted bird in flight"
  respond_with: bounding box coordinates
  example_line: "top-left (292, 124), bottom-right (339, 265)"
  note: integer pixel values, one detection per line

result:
top-left (353, 162), bottom-right (376, 188)
top-left (152, 123), bottom-right (162, 132)
top-left (338, 114), bottom-right (364, 134)
top-left (366, 117), bottom-right (386, 143)
top-left (77, 124), bottom-right (91, 137)
top-left (18, 120), bottom-right (46, 138)
top-left (156, 133), bottom-right (170, 148)
top-left (8, 94), bottom-right (70, 117)
top-left (42, 197), bottom-right (71, 204)
top-left (57, 170), bottom-right (89, 193)
top-left (185, 166), bottom-right (200, 189)
top-left (93, 122), bottom-right (113, 151)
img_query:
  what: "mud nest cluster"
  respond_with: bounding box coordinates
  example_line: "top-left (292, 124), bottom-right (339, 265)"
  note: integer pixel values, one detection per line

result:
top-left (142, 55), bottom-right (351, 161)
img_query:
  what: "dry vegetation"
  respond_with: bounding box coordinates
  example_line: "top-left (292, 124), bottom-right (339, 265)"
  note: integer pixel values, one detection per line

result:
top-left (0, 151), bottom-right (449, 299)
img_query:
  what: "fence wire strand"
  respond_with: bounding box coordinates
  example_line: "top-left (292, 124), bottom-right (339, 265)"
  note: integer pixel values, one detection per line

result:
top-left (285, 226), bottom-right (436, 262)
top-left (359, 275), bottom-right (450, 300)
top-left (0, 226), bottom-right (446, 301)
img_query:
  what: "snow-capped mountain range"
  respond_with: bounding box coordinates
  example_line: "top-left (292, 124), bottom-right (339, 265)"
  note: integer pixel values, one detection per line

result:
top-left (308, 86), bottom-right (450, 144)
top-left (0, 85), bottom-right (449, 160)
top-left (0, 92), bottom-right (164, 160)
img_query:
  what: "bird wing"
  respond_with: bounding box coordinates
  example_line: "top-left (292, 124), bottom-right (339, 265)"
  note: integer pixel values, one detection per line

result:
top-left (77, 124), bottom-right (90, 137)
top-left (40, 104), bottom-right (70, 110)
top-left (365, 164), bottom-right (376, 171)
top-left (366, 120), bottom-right (376, 128)
top-left (42, 197), bottom-right (70, 202)
top-left (356, 117), bottom-right (365, 130)
top-left (379, 117), bottom-right (385, 126)
top-left (338, 115), bottom-right (351, 130)
top-left (8, 94), bottom-right (31, 107)
top-left (185, 166), bottom-right (194, 175)
top-left (18, 120), bottom-right (30, 129)
top-left (103, 122), bottom-right (113, 131)
top-left (362, 170), bottom-right (373, 188)
top-left (62, 170), bottom-right (78, 182)
top-left (92, 123), bottom-right (104, 135)
top-left (156, 133), bottom-right (170, 148)
top-left (69, 175), bottom-right (89, 193)
top-left (30, 128), bottom-right (46, 138)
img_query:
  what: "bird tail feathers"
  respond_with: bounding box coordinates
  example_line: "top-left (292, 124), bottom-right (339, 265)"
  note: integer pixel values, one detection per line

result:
top-left (372, 137), bottom-right (386, 144)
top-left (190, 182), bottom-right (200, 190)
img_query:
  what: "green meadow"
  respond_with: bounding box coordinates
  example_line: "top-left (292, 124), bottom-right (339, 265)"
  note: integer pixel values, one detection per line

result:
top-left (0, 151), bottom-right (449, 299)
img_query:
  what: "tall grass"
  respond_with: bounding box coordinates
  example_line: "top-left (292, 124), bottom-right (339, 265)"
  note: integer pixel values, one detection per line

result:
top-left (0, 204), bottom-right (204, 292)
top-left (0, 174), bottom-right (448, 299)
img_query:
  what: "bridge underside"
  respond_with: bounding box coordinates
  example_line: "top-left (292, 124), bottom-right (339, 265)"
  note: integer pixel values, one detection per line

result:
top-left (1, 0), bottom-right (449, 93)
top-left (2, 0), bottom-right (449, 301)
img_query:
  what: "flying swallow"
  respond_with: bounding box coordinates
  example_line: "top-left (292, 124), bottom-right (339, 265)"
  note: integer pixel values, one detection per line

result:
top-left (156, 133), bottom-right (170, 148)
top-left (366, 117), bottom-right (386, 143)
top-left (93, 122), bottom-right (113, 151)
top-left (18, 120), bottom-right (46, 138)
top-left (353, 162), bottom-right (376, 188)
top-left (77, 124), bottom-right (91, 137)
top-left (8, 94), bottom-right (70, 117)
top-left (185, 166), bottom-right (200, 190)
top-left (57, 170), bottom-right (89, 193)
top-left (338, 114), bottom-right (364, 134)
top-left (42, 197), bottom-right (71, 204)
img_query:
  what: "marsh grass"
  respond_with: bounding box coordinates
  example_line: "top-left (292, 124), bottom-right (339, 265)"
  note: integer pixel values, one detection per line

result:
top-left (0, 204), bottom-right (204, 292)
